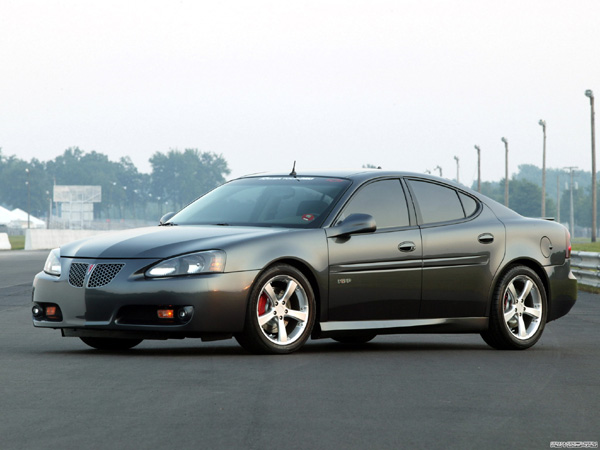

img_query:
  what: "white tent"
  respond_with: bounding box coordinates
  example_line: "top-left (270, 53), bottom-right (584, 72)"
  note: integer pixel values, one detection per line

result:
top-left (10, 208), bottom-right (46, 228)
top-left (0, 206), bottom-right (14, 225)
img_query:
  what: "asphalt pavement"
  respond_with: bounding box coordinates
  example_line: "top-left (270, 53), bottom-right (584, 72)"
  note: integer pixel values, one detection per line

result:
top-left (0, 250), bottom-right (598, 450)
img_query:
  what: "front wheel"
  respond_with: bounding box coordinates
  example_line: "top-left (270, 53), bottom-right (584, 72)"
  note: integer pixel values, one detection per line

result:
top-left (80, 337), bottom-right (143, 351)
top-left (481, 266), bottom-right (547, 350)
top-left (235, 264), bottom-right (316, 354)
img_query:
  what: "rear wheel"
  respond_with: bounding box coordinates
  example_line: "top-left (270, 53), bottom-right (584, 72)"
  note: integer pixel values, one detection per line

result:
top-left (481, 265), bottom-right (547, 350)
top-left (80, 337), bottom-right (143, 351)
top-left (235, 264), bottom-right (315, 354)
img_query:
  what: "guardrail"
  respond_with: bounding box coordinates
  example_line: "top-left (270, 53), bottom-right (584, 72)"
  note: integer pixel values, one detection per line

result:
top-left (571, 251), bottom-right (600, 288)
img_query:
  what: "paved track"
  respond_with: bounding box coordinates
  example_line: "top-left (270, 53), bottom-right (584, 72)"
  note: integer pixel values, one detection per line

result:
top-left (1, 251), bottom-right (598, 450)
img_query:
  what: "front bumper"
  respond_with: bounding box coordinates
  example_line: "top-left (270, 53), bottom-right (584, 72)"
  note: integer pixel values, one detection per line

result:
top-left (32, 257), bottom-right (259, 339)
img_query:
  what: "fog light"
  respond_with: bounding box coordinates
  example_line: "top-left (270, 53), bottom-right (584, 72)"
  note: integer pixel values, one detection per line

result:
top-left (177, 306), bottom-right (194, 321)
top-left (32, 305), bottom-right (44, 318)
top-left (157, 309), bottom-right (174, 319)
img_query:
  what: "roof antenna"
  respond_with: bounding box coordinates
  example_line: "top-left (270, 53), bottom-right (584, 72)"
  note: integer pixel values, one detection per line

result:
top-left (289, 160), bottom-right (297, 177)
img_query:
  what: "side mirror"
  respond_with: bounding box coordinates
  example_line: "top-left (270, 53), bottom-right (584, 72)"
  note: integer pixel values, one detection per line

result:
top-left (159, 212), bottom-right (176, 225)
top-left (326, 213), bottom-right (376, 238)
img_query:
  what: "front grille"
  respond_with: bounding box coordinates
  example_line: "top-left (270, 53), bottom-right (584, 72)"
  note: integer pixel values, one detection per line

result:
top-left (69, 263), bottom-right (89, 287)
top-left (88, 264), bottom-right (125, 288)
top-left (68, 263), bottom-right (125, 288)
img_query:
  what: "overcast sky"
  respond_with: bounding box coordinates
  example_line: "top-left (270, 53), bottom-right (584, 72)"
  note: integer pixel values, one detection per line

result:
top-left (1, 0), bottom-right (599, 186)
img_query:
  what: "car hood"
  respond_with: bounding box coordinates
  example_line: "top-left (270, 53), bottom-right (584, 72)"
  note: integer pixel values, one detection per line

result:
top-left (60, 226), bottom-right (289, 259)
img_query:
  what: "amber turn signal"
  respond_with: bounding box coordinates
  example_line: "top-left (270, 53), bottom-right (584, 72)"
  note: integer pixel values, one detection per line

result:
top-left (157, 309), bottom-right (174, 319)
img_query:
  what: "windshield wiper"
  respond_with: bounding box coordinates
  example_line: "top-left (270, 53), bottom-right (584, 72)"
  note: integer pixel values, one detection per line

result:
top-left (159, 222), bottom-right (178, 227)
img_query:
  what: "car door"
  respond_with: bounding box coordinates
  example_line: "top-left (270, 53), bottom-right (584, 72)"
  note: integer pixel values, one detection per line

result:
top-left (327, 179), bottom-right (422, 322)
top-left (405, 179), bottom-right (505, 318)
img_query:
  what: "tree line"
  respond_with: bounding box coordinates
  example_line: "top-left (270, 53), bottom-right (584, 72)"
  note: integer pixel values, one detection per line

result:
top-left (476, 164), bottom-right (598, 234)
top-left (0, 147), bottom-right (230, 222)
top-left (1, 147), bottom-right (597, 234)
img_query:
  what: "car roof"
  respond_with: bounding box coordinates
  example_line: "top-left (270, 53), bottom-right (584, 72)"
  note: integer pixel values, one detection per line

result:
top-left (238, 169), bottom-right (469, 190)
top-left (240, 169), bottom-right (440, 182)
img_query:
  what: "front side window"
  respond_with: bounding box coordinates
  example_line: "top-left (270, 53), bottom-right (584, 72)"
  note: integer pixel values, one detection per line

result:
top-left (169, 177), bottom-right (351, 228)
top-left (336, 179), bottom-right (410, 229)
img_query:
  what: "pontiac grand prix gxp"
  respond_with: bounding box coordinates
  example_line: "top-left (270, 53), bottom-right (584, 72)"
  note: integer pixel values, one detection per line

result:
top-left (32, 170), bottom-right (577, 354)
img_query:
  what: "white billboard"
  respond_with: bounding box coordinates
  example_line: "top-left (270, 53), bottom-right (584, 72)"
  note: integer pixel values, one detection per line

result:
top-left (53, 185), bottom-right (102, 228)
top-left (53, 185), bottom-right (102, 203)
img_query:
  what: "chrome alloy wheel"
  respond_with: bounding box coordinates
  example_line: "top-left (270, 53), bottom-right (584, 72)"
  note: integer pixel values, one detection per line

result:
top-left (502, 274), bottom-right (543, 340)
top-left (255, 274), bottom-right (310, 346)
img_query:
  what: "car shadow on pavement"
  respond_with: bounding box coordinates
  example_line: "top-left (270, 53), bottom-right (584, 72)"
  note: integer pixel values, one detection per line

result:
top-left (36, 337), bottom-right (494, 357)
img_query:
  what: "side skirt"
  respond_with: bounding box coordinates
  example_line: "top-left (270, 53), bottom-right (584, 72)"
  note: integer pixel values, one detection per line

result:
top-left (315, 317), bottom-right (488, 338)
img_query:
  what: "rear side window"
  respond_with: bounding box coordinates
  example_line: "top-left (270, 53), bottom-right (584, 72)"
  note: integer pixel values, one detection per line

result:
top-left (408, 180), bottom-right (469, 225)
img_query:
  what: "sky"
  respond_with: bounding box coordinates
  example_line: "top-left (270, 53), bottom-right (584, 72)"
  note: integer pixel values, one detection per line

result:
top-left (1, 0), bottom-right (599, 186)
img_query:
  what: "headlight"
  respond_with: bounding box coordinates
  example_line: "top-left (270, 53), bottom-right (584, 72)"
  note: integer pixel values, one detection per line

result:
top-left (44, 248), bottom-right (61, 276)
top-left (145, 250), bottom-right (226, 278)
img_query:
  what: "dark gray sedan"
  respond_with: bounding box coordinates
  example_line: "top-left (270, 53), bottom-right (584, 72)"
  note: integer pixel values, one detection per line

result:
top-left (32, 170), bottom-right (577, 353)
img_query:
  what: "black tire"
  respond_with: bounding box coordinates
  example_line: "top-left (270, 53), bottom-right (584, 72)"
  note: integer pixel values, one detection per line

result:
top-left (80, 337), bottom-right (143, 351)
top-left (331, 334), bottom-right (377, 345)
top-left (235, 264), bottom-right (316, 354)
top-left (481, 265), bottom-right (547, 350)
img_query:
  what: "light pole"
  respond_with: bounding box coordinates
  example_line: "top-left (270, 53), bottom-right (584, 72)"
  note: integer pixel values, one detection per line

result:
top-left (434, 165), bottom-right (443, 177)
top-left (501, 137), bottom-right (509, 207)
top-left (133, 189), bottom-right (139, 223)
top-left (539, 120), bottom-right (547, 217)
top-left (46, 190), bottom-right (51, 229)
top-left (565, 166), bottom-right (578, 235)
top-left (122, 186), bottom-right (127, 220)
top-left (585, 89), bottom-right (596, 242)
top-left (474, 145), bottom-right (481, 192)
top-left (111, 181), bottom-right (118, 220)
top-left (454, 156), bottom-right (460, 184)
top-left (25, 168), bottom-right (30, 229)
top-left (557, 174), bottom-right (561, 223)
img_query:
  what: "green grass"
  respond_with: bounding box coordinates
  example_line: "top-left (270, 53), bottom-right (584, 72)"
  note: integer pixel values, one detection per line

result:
top-left (578, 284), bottom-right (600, 294)
top-left (8, 235), bottom-right (25, 250)
top-left (572, 240), bottom-right (600, 252)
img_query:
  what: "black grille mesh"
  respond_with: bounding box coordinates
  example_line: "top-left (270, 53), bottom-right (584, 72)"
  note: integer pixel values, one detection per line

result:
top-left (88, 264), bottom-right (125, 288)
top-left (69, 263), bottom-right (89, 287)
top-left (68, 263), bottom-right (125, 288)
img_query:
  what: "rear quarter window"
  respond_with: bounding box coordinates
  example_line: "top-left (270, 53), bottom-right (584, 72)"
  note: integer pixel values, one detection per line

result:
top-left (458, 192), bottom-right (479, 217)
top-left (408, 180), bottom-right (467, 224)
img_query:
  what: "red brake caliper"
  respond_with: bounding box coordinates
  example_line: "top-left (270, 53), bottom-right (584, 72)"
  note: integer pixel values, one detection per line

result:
top-left (258, 293), bottom-right (268, 316)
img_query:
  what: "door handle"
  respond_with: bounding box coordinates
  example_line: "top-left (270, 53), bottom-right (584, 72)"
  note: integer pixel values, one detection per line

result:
top-left (478, 233), bottom-right (494, 244)
top-left (398, 241), bottom-right (416, 252)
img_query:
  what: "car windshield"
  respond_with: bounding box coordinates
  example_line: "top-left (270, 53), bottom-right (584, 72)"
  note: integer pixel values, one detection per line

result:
top-left (169, 176), bottom-right (352, 228)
